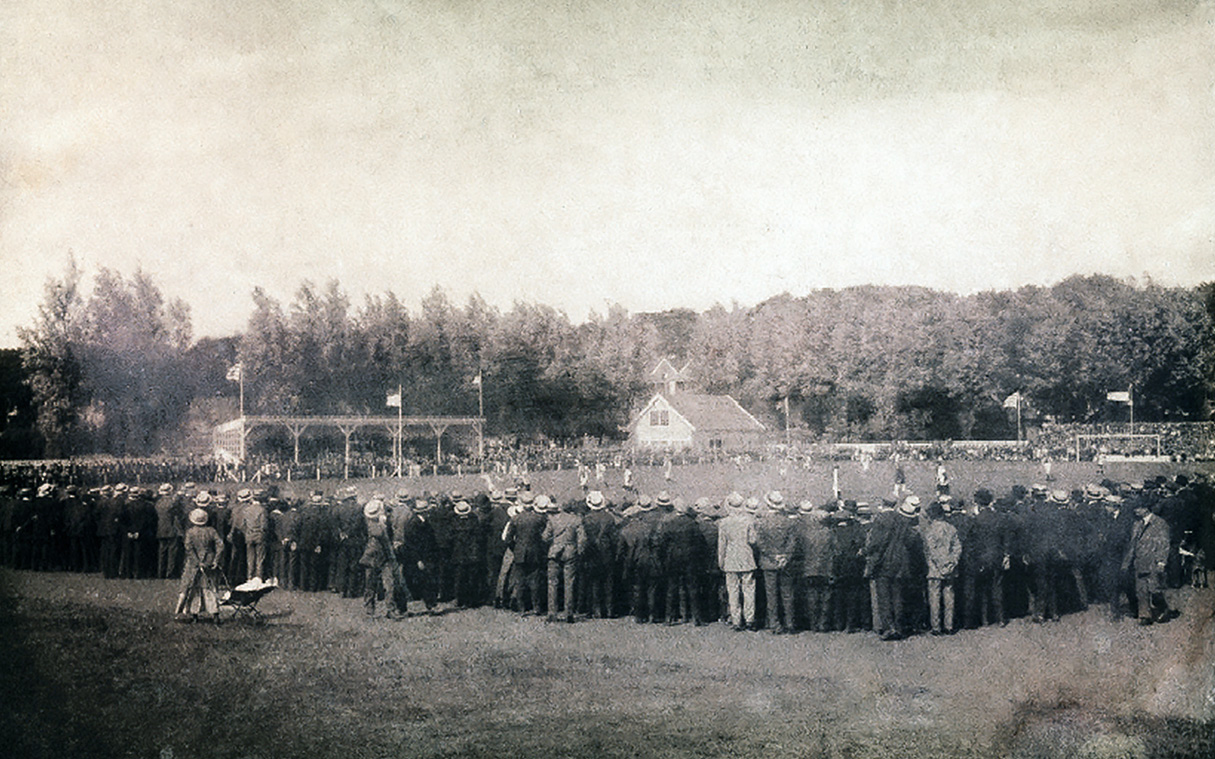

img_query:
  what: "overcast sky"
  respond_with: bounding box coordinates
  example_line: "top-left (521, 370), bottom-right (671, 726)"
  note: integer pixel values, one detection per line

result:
top-left (2, 0), bottom-right (1213, 347)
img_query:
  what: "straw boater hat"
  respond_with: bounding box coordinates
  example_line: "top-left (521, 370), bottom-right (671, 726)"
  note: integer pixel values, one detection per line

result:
top-left (798, 500), bottom-right (816, 514)
top-left (236, 488), bottom-right (252, 502)
top-left (637, 494), bottom-right (654, 511)
top-left (744, 496), bottom-right (761, 513)
top-left (414, 498), bottom-right (432, 513)
top-left (454, 500), bottom-right (472, 515)
top-left (37, 483), bottom-right (55, 498)
top-left (189, 508), bottom-right (209, 526)
top-left (504, 487), bottom-right (519, 502)
top-left (725, 492), bottom-right (744, 509)
top-left (194, 491), bottom-right (211, 505)
top-left (490, 490), bottom-right (505, 504)
top-left (363, 499), bottom-right (384, 519)
top-left (898, 495), bottom-right (921, 517)
top-left (655, 491), bottom-right (673, 508)
top-left (397, 489), bottom-right (411, 503)
top-left (587, 490), bottom-right (606, 510)
top-left (519, 490), bottom-right (536, 508)
top-left (158, 483), bottom-right (174, 496)
top-left (764, 491), bottom-right (785, 511)
top-left (1049, 490), bottom-right (1071, 505)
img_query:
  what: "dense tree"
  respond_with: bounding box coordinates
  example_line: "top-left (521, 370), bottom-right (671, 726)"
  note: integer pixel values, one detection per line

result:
top-left (13, 269), bottom-right (1213, 457)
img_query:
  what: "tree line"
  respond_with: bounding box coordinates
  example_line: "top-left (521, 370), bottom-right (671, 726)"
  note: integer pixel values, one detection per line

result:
top-left (13, 262), bottom-right (1214, 458)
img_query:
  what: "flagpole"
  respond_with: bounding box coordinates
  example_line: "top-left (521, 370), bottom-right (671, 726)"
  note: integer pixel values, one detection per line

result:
top-left (477, 371), bottom-right (484, 468)
top-left (1129, 384), bottom-right (1134, 431)
top-left (397, 383), bottom-right (403, 478)
top-left (1017, 395), bottom-right (1022, 443)
top-left (238, 364), bottom-right (245, 464)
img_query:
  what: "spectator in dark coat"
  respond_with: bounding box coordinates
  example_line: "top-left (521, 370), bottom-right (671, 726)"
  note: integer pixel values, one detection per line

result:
top-left (507, 491), bottom-right (547, 615)
top-left (154, 484), bottom-right (182, 579)
top-left (298, 493), bottom-right (330, 592)
top-left (450, 499), bottom-right (484, 608)
top-left (832, 502), bottom-right (869, 633)
top-left (542, 496), bottom-right (587, 623)
top-left (864, 496), bottom-right (926, 640)
top-left (399, 499), bottom-right (441, 613)
top-left (580, 490), bottom-right (619, 618)
top-left (796, 502), bottom-right (837, 632)
top-left (1122, 500), bottom-right (1173, 624)
top-left (753, 491), bottom-right (798, 634)
top-left (655, 494), bottom-right (706, 625)
top-left (619, 495), bottom-right (664, 623)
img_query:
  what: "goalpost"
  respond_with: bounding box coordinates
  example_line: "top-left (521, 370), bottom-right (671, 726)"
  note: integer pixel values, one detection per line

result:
top-left (1073, 433), bottom-right (1162, 461)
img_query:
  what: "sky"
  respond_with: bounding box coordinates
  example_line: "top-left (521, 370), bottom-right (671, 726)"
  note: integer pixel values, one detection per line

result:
top-left (2, 0), bottom-right (1213, 347)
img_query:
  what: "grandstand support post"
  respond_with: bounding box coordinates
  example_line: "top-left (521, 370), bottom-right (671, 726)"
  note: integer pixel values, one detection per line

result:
top-left (286, 422), bottom-right (307, 465)
top-left (428, 422), bottom-right (450, 468)
top-left (338, 424), bottom-right (357, 480)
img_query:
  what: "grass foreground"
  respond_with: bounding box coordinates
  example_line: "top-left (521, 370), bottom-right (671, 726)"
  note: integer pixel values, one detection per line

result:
top-left (1, 568), bottom-right (1212, 759)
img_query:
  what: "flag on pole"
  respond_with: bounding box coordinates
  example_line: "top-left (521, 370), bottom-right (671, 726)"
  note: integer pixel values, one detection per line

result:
top-left (226, 363), bottom-right (243, 382)
top-left (472, 372), bottom-right (482, 387)
top-left (386, 391), bottom-right (402, 408)
top-left (1002, 392), bottom-right (1022, 409)
top-left (1106, 391), bottom-right (1131, 403)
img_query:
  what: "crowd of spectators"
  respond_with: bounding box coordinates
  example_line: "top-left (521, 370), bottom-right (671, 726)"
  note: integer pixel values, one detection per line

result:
top-left (3, 465), bottom-right (1211, 637)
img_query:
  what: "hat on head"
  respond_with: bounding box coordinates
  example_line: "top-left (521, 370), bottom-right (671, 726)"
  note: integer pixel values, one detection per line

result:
top-left (363, 499), bottom-right (384, 519)
top-left (114, 483), bottom-right (128, 493)
top-left (490, 490), bottom-right (505, 504)
top-left (764, 491), bottom-right (785, 511)
top-left (533, 495), bottom-right (552, 512)
top-left (213, 492), bottom-right (229, 505)
top-left (450, 490), bottom-right (463, 502)
top-left (37, 483), bottom-right (55, 498)
top-left (519, 490), bottom-right (535, 505)
top-left (454, 500), bottom-right (472, 515)
top-left (898, 495), bottom-right (921, 517)
top-left (1103, 493), bottom-right (1124, 504)
top-left (310, 490), bottom-right (325, 502)
top-left (189, 508), bottom-right (209, 526)
top-left (973, 488), bottom-right (994, 507)
top-left (725, 492), bottom-right (744, 509)
top-left (236, 488), bottom-right (252, 502)
top-left (637, 494), bottom-right (653, 511)
top-left (504, 487), bottom-right (518, 502)
top-left (182, 482), bottom-right (197, 492)
top-left (798, 500), bottom-right (816, 514)
top-left (1083, 484), bottom-right (1107, 500)
top-left (158, 483), bottom-right (174, 495)
top-left (655, 491), bottom-right (673, 508)
top-left (693, 497), bottom-right (711, 514)
top-left (587, 490), bottom-right (606, 510)
top-left (1049, 490), bottom-right (1071, 505)
top-left (744, 497), bottom-right (760, 513)
top-left (397, 489), bottom-right (411, 502)
top-left (194, 491), bottom-right (212, 505)
top-left (414, 498), bottom-right (432, 512)
top-left (1031, 484), bottom-right (1048, 497)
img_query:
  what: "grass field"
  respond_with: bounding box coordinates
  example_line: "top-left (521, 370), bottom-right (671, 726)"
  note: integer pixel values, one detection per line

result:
top-left (2, 460), bottom-right (1213, 759)
top-left (283, 458), bottom-right (1209, 509)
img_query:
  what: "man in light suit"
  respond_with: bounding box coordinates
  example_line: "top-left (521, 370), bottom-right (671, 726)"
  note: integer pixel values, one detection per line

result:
top-left (717, 492), bottom-right (758, 631)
